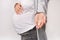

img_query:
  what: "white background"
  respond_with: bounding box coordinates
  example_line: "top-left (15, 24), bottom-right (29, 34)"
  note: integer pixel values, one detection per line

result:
top-left (46, 0), bottom-right (60, 40)
top-left (0, 0), bottom-right (21, 40)
top-left (0, 0), bottom-right (60, 40)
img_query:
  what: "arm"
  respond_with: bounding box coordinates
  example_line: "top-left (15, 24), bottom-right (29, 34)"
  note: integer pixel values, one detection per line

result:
top-left (34, 0), bottom-right (49, 29)
top-left (37, 0), bottom-right (49, 15)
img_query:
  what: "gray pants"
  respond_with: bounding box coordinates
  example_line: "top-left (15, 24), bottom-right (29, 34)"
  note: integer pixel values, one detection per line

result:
top-left (20, 25), bottom-right (47, 40)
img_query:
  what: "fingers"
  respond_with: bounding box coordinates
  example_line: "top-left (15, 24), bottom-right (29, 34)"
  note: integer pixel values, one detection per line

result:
top-left (36, 20), bottom-right (42, 29)
top-left (39, 18), bottom-right (44, 28)
top-left (43, 16), bottom-right (46, 24)
top-left (34, 14), bottom-right (38, 26)
top-left (36, 19), bottom-right (44, 29)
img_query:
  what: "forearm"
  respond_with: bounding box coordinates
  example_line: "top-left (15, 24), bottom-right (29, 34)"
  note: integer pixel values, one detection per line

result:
top-left (36, 0), bottom-right (49, 15)
top-left (34, 0), bottom-right (49, 29)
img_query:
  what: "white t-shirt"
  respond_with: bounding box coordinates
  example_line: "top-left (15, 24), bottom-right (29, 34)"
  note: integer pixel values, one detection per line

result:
top-left (13, 0), bottom-right (48, 34)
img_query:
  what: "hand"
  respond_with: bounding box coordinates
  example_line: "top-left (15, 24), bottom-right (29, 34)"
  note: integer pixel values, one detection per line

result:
top-left (34, 13), bottom-right (46, 29)
top-left (14, 3), bottom-right (23, 14)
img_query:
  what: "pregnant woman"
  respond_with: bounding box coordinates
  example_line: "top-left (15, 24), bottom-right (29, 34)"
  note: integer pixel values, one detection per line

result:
top-left (13, 0), bottom-right (48, 40)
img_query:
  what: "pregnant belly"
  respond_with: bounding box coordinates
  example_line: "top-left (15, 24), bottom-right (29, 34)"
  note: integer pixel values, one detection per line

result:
top-left (14, 11), bottom-right (35, 28)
